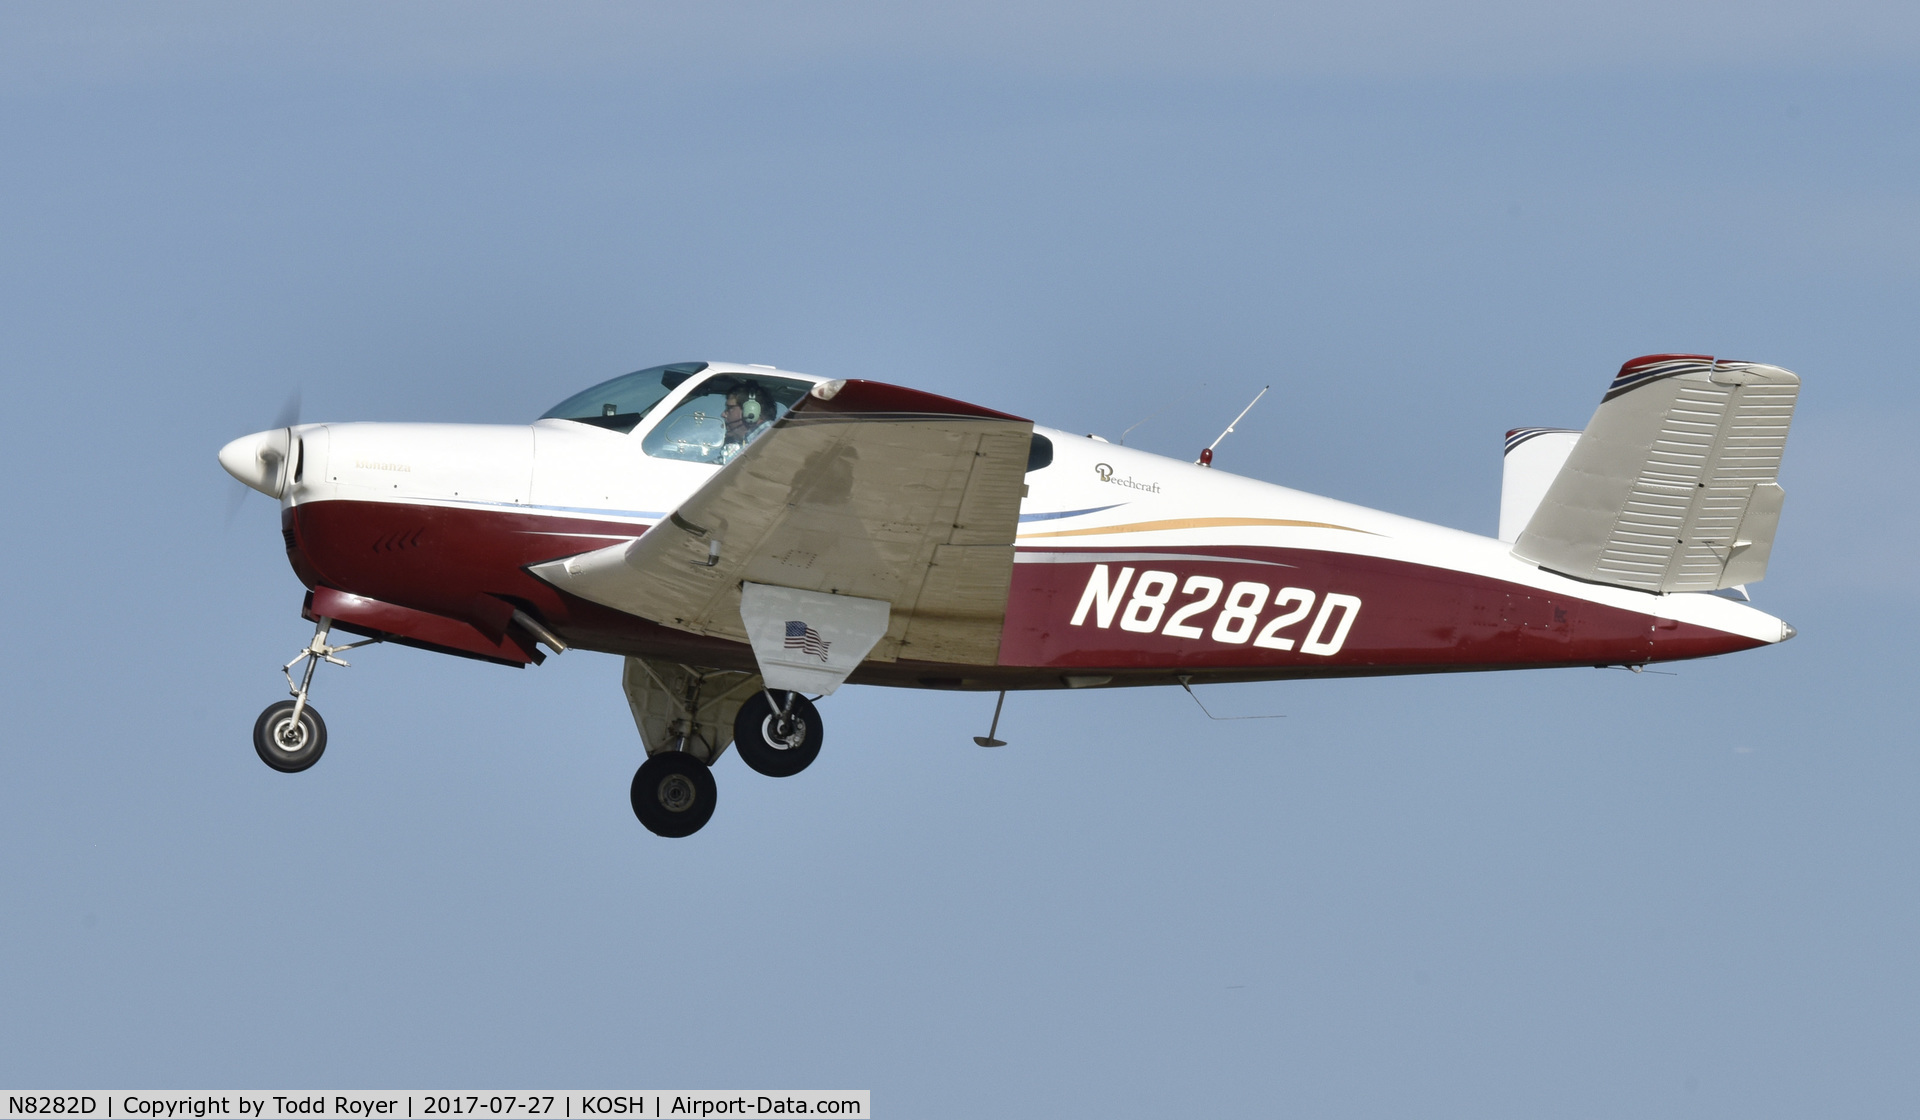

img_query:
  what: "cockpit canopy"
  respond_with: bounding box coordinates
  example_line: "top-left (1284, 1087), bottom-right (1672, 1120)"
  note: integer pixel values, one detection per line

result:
top-left (539, 362), bottom-right (710, 434)
top-left (539, 362), bottom-right (817, 465)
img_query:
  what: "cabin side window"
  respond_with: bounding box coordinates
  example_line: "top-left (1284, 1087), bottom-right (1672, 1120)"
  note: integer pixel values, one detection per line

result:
top-left (642, 374), bottom-right (815, 464)
top-left (1027, 434), bottom-right (1053, 472)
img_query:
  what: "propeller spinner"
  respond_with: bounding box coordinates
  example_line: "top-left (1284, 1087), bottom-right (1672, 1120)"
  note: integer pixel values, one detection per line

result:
top-left (221, 391), bottom-right (302, 506)
top-left (219, 427), bottom-right (296, 498)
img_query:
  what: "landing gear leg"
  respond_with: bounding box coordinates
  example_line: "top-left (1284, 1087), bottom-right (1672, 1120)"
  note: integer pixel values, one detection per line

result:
top-left (733, 690), bottom-right (823, 777)
top-left (252, 616), bottom-right (378, 774)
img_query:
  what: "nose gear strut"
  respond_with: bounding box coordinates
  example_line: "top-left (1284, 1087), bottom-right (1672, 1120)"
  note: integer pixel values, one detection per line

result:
top-left (252, 616), bottom-right (381, 773)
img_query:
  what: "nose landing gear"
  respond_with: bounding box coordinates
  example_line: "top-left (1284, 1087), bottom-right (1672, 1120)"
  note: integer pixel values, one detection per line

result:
top-left (252, 616), bottom-right (378, 774)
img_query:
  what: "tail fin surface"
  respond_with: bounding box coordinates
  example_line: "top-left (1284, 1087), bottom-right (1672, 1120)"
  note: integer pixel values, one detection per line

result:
top-left (1511, 354), bottom-right (1800, 593)
top-left (1500, 428), bottom-right (1581, 543)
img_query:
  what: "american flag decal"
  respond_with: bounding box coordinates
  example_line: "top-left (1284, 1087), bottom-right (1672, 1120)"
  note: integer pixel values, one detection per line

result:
top-left (784, 620), bottom-right (830, 661)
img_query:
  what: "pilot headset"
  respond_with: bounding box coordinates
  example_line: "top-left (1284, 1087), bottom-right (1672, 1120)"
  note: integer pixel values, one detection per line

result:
top-left (742, 396), bottom-right (763, 424)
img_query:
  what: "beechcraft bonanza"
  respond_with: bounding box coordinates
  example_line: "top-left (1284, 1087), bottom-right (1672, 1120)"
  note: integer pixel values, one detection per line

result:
top-left (220, 355), bottom-right (1800, 836)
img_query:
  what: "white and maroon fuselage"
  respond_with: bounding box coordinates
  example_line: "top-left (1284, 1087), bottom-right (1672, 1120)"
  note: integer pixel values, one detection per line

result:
top-left (248, 362), bottom-right (1789, 688)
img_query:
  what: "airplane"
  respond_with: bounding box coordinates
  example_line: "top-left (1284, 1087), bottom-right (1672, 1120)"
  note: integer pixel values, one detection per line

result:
top-left (219, 354), bottom-right (1800, 837)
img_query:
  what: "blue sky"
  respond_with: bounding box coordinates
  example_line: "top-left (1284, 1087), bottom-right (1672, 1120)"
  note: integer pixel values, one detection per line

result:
top-left (1, 5), bottom-right (1916, 1116)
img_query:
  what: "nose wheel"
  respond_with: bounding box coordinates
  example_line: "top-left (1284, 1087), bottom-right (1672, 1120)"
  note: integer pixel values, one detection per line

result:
top-left (252, 615), bottom-right (377, 774)
top-left (254, 700), bottom-right (328, 772)
top-left (631, 751), bottom-right (718, 837)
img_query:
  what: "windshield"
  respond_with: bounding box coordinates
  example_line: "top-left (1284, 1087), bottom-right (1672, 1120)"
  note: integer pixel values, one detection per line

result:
top-left (538, 362), bottom-right (709, 433)
top-left (642, 373), bottom-right (814, 464)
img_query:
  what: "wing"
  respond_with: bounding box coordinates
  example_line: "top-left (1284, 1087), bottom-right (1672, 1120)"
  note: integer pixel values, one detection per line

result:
top-left (531, 379), bottom-right (1034, 665)
top-left (1512, 355), bottom-right (1800, 592)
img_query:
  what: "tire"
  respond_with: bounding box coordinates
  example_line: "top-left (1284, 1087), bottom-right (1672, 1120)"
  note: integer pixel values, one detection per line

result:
top-left (630, 752), bottom-right (718, 838)
top-left (733, 691), bottom-right (823, 778)
top-left (253, 700), bottom-right (327, 773)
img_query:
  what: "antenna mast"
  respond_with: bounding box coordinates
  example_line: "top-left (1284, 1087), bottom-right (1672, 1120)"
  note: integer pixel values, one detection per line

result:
top-left (1198, 385), bottom-right (1269, 467)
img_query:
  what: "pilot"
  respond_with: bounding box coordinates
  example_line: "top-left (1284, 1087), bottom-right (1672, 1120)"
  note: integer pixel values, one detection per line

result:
top-left (722, 389), bottom-right (751, 447)
top-left (741, 388), bottom-right (772, 442)
top-left (722, 386), bottom-right (771, 463)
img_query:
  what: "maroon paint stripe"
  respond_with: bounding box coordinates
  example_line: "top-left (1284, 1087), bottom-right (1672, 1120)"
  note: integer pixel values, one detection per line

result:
top-left (285, 498), bottom-right (1763, 681)
top-left (795, 379), bottom-right (1028, 423)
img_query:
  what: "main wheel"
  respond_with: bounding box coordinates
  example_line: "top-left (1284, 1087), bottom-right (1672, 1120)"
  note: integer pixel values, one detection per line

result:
top-left (253, 700), bottom-right (327, 773)
top-left (630, 752), bottom-right (718, 837)
top-left (733, 690), bottom-right (823, 777)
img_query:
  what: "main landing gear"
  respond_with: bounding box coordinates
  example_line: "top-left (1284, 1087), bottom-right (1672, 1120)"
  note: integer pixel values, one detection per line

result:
top-left (630, 751), bottom-right (719, 838)
top-left (732, 690), bottom-right (823, 778)
top-left (252, 616), bottom-right (377, 774)
top-left (620, 667), bottom-right (827, 837)
top-left (628, 689), bottom-right (825, 838)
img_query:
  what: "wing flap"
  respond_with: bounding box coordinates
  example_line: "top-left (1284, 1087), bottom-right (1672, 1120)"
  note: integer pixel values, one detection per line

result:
top-left (896, 543), bottom-right (1017, 663)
